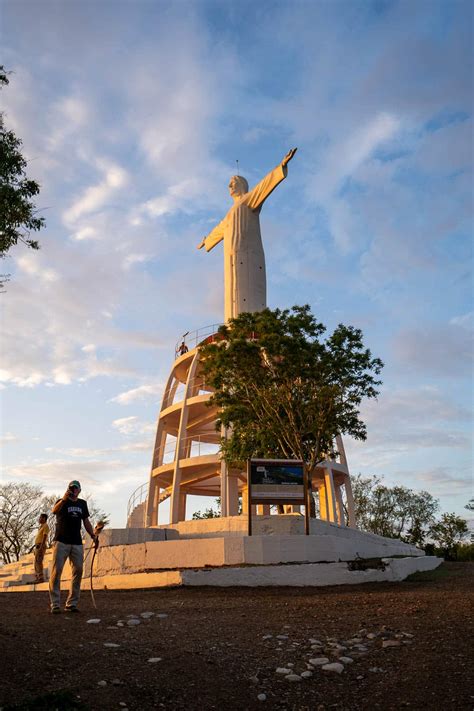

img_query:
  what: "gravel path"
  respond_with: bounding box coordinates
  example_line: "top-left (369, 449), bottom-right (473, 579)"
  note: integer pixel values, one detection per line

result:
top-left (0, 562), bottom-right (472, 710)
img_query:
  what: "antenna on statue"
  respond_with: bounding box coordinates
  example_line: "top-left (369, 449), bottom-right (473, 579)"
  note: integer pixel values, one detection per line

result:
top-left (236, 159), bottom-right (239, 174)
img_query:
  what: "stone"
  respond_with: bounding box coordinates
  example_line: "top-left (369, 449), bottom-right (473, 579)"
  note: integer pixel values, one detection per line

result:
top-left (322, 663), bottom-right (344, 674)
top-left (257, 694), bottom-right (267, 701)
top-left (127, 614), bottom-right (139, 618)
top-left (286, 674), bottom-right (302, 682)
top-left (104, 643), bottom-right (120, 648)
top-left (275, 667), bottom-right (291, 675)
top-left (339, 657), bottom-right (354, 664)
top-left (300, 671), bottom-right (313, 678)
top-left (309, 638), bottom-right (322, 645)
top-left (262, 635), bottom-right (273, 639)
top-left (97, 681), bottom-right (107, 687)
top-left (276, 635), bottom-right (288, 640)
top-left (148, 658), bottom-right (162, 663)
top-left (111, 679), bottom-right (122, 685)
top-left (348, 637), bottom-right (363, 644)
top-left (140, 611), bottom-right (154, 619)
top-left (116, 622), bottom-right (124, 627)
top-left (403, 632), bottom-right (414, 639)
top-left (382, 640), bottom-right (401, 648)
top-left (157, 613), bottom-right (168, 619)
top-left (286, 663), bottom-right (294, 668)
top-left (249, 676), bottom-right (259, 685)
top-left (366, 633), bottom-right (377, 639)
top-left (127, 619), bottom-right (141, 626)
top-left (308, 657), bottom-right (330, 666)
top-left (87, 618), bottom-right (101, 624)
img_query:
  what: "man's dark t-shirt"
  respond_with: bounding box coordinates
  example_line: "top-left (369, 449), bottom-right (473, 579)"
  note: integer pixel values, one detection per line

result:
top-left (54, 498), bottom-right (90, 545)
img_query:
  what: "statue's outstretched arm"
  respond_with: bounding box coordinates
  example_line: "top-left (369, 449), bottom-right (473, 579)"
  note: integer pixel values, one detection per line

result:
top-left (197, 219), bottom-right (225, 252)
top-left (282, 147), bottom-right (297, 167)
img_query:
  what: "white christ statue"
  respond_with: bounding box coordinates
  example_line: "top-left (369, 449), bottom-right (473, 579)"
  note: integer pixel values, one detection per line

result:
top-left (197, 148), bottom-right (297, 322)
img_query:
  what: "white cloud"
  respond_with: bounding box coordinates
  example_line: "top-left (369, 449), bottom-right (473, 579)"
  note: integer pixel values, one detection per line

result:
top-left (393, 323), bottom-right (473, 377)
top-left (63, 159), bottom-right (128, 226)
top-left (112, 416), bottom-right (139, 435)
top-left (110, 383), bottom-right (164, 405)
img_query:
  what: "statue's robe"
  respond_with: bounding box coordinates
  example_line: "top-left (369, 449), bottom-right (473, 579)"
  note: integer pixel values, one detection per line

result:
top-left (203, 164), bottom-right (287, 322)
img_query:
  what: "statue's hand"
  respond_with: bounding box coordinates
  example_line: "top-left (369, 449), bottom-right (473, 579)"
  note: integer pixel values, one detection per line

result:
top-left (197, 237), bottom-right (206, 250)
top-left (282, 147), bottom-right (297, 167)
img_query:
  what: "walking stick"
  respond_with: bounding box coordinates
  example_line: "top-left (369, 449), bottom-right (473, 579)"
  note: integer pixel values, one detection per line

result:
top-left (89, 520), bottom-right (106, 609)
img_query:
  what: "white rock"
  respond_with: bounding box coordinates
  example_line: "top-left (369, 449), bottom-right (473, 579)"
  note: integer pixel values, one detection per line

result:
top-left (97, 680), bottom-right (107, 687)
top-left (308, 657), bottom-right (330, 666)
top-left (157, 613), bottom-right (168, 619)
top-left (103, 643), bottom-right (120, 648)
top-left (148, 657), bottom-right (162, 663)
top-left (357, 675), bottom-right (364, 680)
top-left (116, 622), bottom-right (124, 627)
top-left (339, 657), bottom-right (354, 664)
top-left (262, 634), bottom-right (273, 640)
top-left (286, 663), bottom-right (294, 668)
top-left (127, 619), bottom-right (141, 626)
top-left (126, 614), bottom-right (139, 618)
top-left (366, 633), bottom-right (376, 639)
top-left (276, 635), bottom-right (288, 640)
top-left (140, 612), bottom-right (154, 619)
top-left (402, 632), bottom-right (414, 639)
top-left (300, 671), bottom-right (313, 678)
top-left (354, 644), bottom-right (368, 651)
top-left (87, 619), bottom-right (101, 624)
top-left (257, 694), bottom-right (267, 701)
top-left (382, 640), bottom-right (401, 648)
top-left (309, 639), bottom-right (322, 645)
top-left (286, 674), bottom-right (302, 682)
top-left (322, 663), bottom-right (344, 674)
top-left (275, 667), bottom-right (291, 675)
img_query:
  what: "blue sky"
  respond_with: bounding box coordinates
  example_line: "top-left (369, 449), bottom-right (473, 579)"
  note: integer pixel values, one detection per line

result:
top-left (1, 0), bottom-right (472, 527)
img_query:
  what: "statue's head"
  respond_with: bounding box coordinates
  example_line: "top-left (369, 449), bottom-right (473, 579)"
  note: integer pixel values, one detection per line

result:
top-left (228, 175), bottom-right (248, 198)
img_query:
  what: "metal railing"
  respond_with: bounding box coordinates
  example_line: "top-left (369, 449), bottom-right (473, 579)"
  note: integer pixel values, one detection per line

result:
top-left (126, 481), bottom-right (148, 523)
top-left (163, 376), bottom-right (214, 409)
top-left (157, 434), bottom-right (220, 466)
top-left (174, 323), bottom-right (223, 357)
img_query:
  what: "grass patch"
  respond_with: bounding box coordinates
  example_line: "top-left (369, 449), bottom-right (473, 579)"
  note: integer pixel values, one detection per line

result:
top-left (3, 690), bottom-right (88, 710)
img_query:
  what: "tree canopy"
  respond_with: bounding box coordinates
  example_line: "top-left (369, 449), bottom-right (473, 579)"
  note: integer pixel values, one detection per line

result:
top-left (350, 474), bottom-right (439, 545)
top-left (0, 66), bottom-right (45, 265)
top-left (200, 305), bottom-right (383, 477)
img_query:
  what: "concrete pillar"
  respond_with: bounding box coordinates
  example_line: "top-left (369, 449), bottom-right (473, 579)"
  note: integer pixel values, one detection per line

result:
top-left (344, 475), bottom-right (357, 529)
top-left (257, 505), bottom-right (271, 515)
top-left (178, 492), bottom-right (187, 521)
top-left (319, 484), bottom-right (328, 521)
top-left (227, 475), bottom-right (240, 516)
top-left (335, 485), bottom-right (345, 526)
top-left (170, 352), bottom-right (199, 523)
top-left (324, 467), bottom-right (338, 523)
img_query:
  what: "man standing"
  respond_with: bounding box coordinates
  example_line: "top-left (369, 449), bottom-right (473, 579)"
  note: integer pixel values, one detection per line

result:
top-left (49, 480), bottom-right (96, 614)
top-left (33, 513), bottom-right (49, 583)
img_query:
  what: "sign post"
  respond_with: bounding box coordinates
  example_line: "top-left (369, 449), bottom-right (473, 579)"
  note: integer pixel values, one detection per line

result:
top-left (247, 458), bottom-right (310, 536)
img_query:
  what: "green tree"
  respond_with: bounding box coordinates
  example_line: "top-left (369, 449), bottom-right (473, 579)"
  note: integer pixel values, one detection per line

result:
top-left (429, 513), bottom-right (469, 560)
top-left (350, 474), bottom-right (438, 543)
top-left (200, 305), bottom-right (383, 509)
top-left (0, 66), bottom-right (45, 282)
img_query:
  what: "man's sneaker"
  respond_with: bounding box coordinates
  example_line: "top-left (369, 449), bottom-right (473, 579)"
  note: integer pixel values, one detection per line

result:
top-left (51, 607), bottom-right (61, 614)
top-left (65, 607), bottom-right (80, 613)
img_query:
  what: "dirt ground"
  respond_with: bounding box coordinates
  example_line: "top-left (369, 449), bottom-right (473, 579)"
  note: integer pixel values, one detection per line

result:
top-left (0, 562), bottom-right (473, 711)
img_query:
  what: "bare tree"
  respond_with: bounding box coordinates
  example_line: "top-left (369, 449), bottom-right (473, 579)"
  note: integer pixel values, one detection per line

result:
top-left (0, 483), bottom-right (49, 564)
top-left (0, 483), bottom-right (109, 564)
